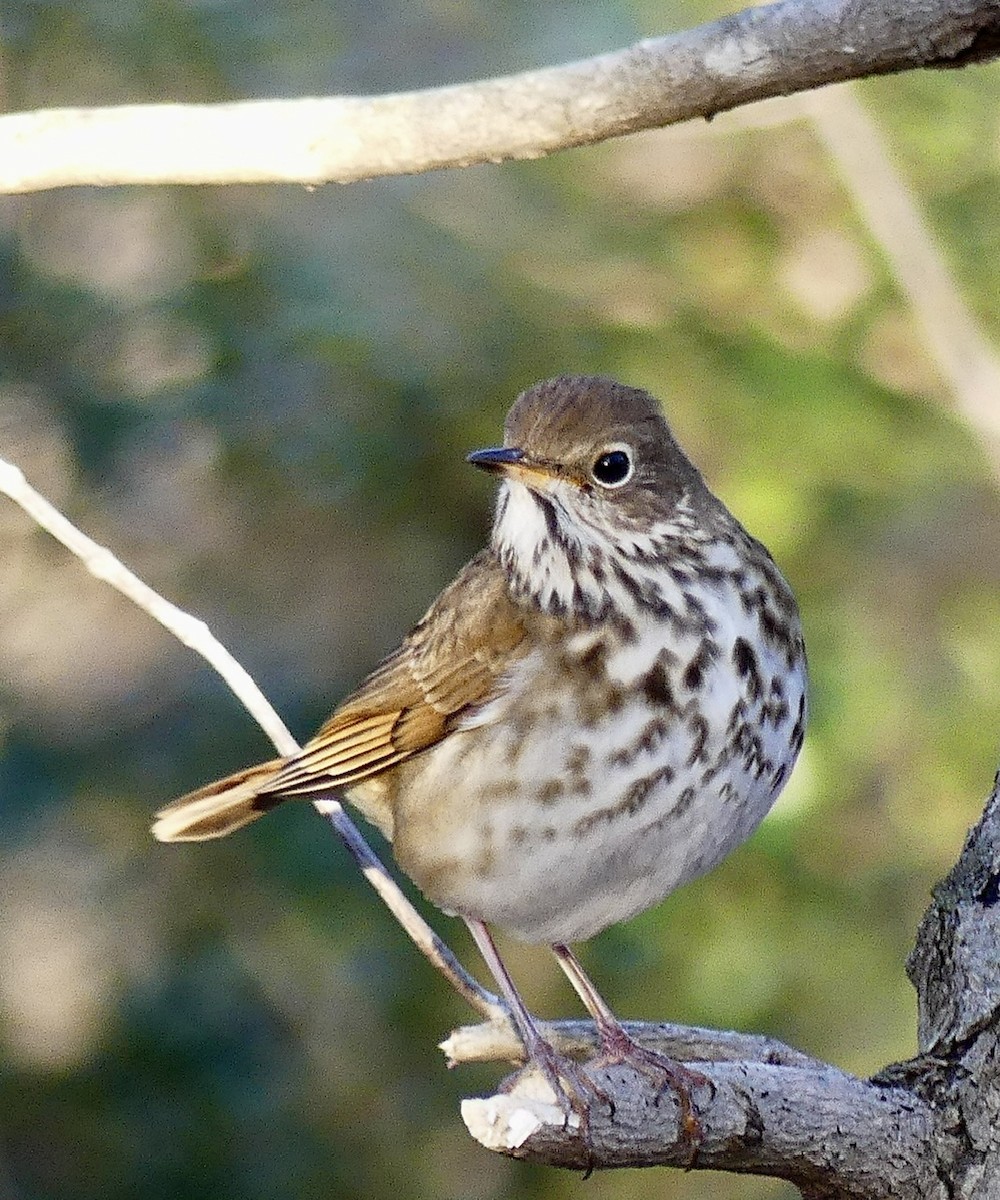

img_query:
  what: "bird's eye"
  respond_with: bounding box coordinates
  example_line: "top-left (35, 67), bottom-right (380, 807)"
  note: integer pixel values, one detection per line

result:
top-left (590, 447), bottom-right (633, 488)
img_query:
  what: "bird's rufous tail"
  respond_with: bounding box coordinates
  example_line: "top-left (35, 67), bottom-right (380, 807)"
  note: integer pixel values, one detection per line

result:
top-left (152, 759), bottom-right (287, 842)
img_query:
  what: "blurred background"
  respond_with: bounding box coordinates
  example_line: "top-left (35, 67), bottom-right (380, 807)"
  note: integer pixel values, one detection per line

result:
top-left (2, 2), bottom-right (1000, 1197)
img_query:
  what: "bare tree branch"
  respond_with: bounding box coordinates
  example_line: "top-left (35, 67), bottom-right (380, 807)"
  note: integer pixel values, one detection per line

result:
top-left (461, 1060), bottom-right (941, 1199)
top-left (1, 0), bottom-right (997, 195)
top-left (442, 1015), bottom-right (826, 1070)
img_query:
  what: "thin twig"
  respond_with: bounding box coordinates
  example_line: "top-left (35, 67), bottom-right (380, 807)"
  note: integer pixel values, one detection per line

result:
top-left (0, 455), bottom-right (502, 1022)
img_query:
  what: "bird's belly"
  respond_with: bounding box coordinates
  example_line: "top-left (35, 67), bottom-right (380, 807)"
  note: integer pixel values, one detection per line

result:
top-left (387, 651), bottom-right (803, 944)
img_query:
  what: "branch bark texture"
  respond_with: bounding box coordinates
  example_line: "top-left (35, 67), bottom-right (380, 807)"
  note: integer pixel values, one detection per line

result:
top-left (1, 0), bottom-right (997, 194)
top-left (463, 1063), bottom-right (940, 1199)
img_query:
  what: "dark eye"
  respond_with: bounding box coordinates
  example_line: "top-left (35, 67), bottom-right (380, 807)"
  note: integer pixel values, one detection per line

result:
top-left (591, 448), bottom-right (633, 488)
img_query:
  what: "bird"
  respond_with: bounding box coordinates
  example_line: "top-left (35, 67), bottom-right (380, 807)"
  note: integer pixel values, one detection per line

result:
top-left (153, 373), bottom-right (807, 1134)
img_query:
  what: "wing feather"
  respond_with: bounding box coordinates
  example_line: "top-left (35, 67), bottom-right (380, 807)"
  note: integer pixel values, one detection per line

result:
top-left (261, 550), bottom-right (528, 799)
top-left (154, 550), bottom-right (533, 842)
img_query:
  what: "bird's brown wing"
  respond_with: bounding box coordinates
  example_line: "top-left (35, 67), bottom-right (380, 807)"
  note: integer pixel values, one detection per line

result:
top-left (267, 549), bottom-right (528, 795)
top-left (153, 550), bottom-right (529, 842)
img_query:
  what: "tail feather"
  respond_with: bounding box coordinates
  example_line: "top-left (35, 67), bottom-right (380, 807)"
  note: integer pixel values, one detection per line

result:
top-left (152, 759), bottom-right (287, 842)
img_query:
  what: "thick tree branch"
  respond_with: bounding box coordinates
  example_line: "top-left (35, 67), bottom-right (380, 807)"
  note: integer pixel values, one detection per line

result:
top-left (460, 1060), bottom-right (941, 1199)
top-left (1, 0), bottom-right (997, 194)
top-left (875, 771), bottom-right (1000, 1193)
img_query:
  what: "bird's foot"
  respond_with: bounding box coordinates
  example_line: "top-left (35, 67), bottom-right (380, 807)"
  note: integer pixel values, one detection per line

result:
top-left (592, 1022), bottom-right (713, 1163)
top-left (500, 1033), bottom-right (596, 1136)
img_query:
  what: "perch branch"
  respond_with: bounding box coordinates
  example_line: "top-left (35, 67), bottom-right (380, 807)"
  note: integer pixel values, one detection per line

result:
top-left (441, 1014), bottom-right (826, 1069)
top-left (460, 1059), bottom-right (941, 1199)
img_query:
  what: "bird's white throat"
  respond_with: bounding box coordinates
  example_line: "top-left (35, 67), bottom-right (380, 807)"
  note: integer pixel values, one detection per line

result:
top-left (492, 477), bottom-right (721, 621)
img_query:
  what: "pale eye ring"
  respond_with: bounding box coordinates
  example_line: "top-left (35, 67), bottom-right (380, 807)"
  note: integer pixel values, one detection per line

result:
top-left (590, 445), bottom-right (634, 488)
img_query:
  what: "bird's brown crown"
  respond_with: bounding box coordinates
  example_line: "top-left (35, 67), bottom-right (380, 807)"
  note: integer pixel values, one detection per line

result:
top-left (503, 375), bottom-right (706, 516)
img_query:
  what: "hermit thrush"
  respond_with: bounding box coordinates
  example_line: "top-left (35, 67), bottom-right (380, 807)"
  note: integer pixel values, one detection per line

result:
top-left (154, 374), bottom-right (807, 1132)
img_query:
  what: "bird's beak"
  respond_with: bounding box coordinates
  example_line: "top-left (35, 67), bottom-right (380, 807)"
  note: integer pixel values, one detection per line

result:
top-left (467, 446), bottom-right (560, 487)
top-left (467, 446), bottom-right (525, 473)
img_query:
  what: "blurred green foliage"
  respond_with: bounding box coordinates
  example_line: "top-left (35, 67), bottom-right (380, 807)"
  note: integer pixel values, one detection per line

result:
top-left (1, 3), bottom-right (1000, 1198)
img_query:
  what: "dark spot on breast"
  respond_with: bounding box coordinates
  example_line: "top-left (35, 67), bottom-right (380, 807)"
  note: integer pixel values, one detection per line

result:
top-left (733, 637), bottom-right (763, 701)
top-left (547, 592), bottom-right (567, 618)
top-left (482, 779), bottom-right (519, 801)
top-left (683, 656), bottom-right (704, 690)
top-left (612, 560), bottom-right (645, 606)
top-left (696, 564), bottom-right (728, 586)
top-left (571, 765), bottom-right (675, 837)
top-left (637, 717), bottom-right (670, 754)
top-left (673, 785), bottom-right (696, 818)
top-left (533, 493), bottom-right (562, 544)
top-left (577, 640), bottom-right (609, 676)
top-left (683, 641), bottom-right (718, 690)
top-left (790, 693), bottom-right (807, 752)
top-left (682, 590), bottom-right (717, 634)
top-left (760, 607), bottom-right (783, 645)
top-left (686, 713), bottom-right (709, 766)
top-left (566, 744), bottom-right (591, 774)
top-left (537, 779), bottom-right (564, 805)
top-left (621, 774), bottom-right (655, 813)
top-left (641, 659), bottom-right (675, 708)
top-left (611, 612), bottom-right (638, 643)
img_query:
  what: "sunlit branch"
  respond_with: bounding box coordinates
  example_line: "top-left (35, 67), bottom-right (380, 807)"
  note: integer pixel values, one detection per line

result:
top-left (0, 0), bottom-right (996, 194)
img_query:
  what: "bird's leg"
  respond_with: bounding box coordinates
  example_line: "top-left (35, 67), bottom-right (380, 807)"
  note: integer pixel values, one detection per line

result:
top-left (551, 942), bottom-right (712, 1154)
top-left (464, 918), bottom-right (593, 1130)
